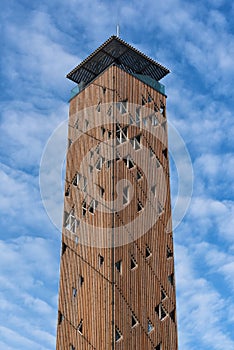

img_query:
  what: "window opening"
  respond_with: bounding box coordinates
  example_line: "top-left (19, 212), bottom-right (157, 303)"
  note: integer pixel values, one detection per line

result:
top-left (75, 236), bottom-right (79, 245)
top-left (167, 246), bottom-right (173, 258)
top-left (131, 314), bottom-right (138, 328)
top-left (147, 319), bottom-right (154, 333)
top-left (155, 343), bottom-right (162, 350)
top-left (68, 139), bottom-right (72, 148)
top-left (58, 311), bottom-right (64, 325)
top-left (137, 169), bottom-right (143, 180)
top-left (77, 319), bottom-right (83, 334)
top-left (89, 200), bottom-right (97, 214)
top-left (65, 188), bottom-right (70, 197)
top-left (79, 275), bottom-right (84, 287)
top-left (151, 185), bottom-right (156, 196)
top-left (168, 273), bottom-right (174, 286)
top-left (136, 107), bottom-right (141, 127)
top-left (96, 156), bottom-right (105, 170)
top-left (70, 344), bottom-right (75, 350)
top-left (161, 289), bottom-right (167, 300)
top-left (96, 102), bottom-right (101, 112)
top-left (82, 201), bottom-right (87, 217)
top-left (123, 186), bottom-right (129, 205)
top-left (116, 123), bottom-right (128, 144)
top-left (65, 210), bottom-right (78, 233)
top-left (107, 105), bottom-right (112, 117)
top-left (155, 303), bottom-right (167, 320)
top-left (129, 113), bottom-right (135, 125)
top-left (72, 287), bottom-right (77, 297)
top-left (142, 117), bottom-right (148, 126)
top-left (131, 134), bottom-right (141, 150)
top-left (142, 95), bottom-right (147, 106)
top-left (117, 100), bottom-right (127, 114)
top-left (146, 245), bottom-right (152, 258)
top-left (137, 200), bottom-right (143, 212)
top-left (162, 148), bottom-right (168, 158)
top-left (89, 165), bottom-right (93, 174)
top-left (84, 119), bottom-right (89, 129)
top-left (131, 256), bottom-right (138, 270)
top-left (115, 260), bottom-right (122, 273)
top-left (115, 327), bottom-right (122, 342)
top-left (107, 130), bottom-right (112, 139)
top-left (156, 158), bottom-right (161, 168)
top-left (101, 126), bottom-right (106, 136)
top-left (148, 93), bottom-right (152, 103)
top-left (149, 146), bottom-right (154, 158)
top-left (62, 242), bottom-right (67, 255)
top-left (170, 309), bottom-right (176, 322)
top-left (98, 254), bottom-right (104, 267)
top-left (151, 114), bottom-right (159, 126)
top-left (123, 155), bottom-right (134, 169)
top-left (158, 201), bottom-right (163, 214)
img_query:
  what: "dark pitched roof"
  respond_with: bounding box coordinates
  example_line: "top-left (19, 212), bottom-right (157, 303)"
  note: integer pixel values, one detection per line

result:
top-left (67, 36), bottom-right (170, 85)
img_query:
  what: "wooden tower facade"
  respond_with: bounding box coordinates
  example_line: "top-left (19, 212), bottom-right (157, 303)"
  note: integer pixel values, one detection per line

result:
top-left (56, 36), bottom-right (178, 350)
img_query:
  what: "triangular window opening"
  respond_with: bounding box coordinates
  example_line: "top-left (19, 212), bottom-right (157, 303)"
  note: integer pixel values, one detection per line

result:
top-left (147, 319), bottom-right (154, 333)
top-left (170, 309), bottom-right (176, 322)
top-left (137, 169), bottom-right (143, 180)
top-left (65, 210), bottom-right (78, 233)
top-left (137, 200), bottom-right (143, 212)
top-left (70, 344), bottom-right (75, 350)
top-left (101, 126), bottom-right (106, 136)
top-left (96, 156), bottom-right (105, 171)
top-left (156, 158), bottom-right (161, 168)
top-left (129, 114), bottom-right (135, 125)
top-left (146, 245), bottom-right (151, 258)
top-left (98, 254), bottom-right (104, 267)
top-left (131, 314), bottom-right (138, 328)
top-left (131, 134), bottom-right (141, 150)
top-left (117, 100), bottom-right (128, 115)
top-left (155, 343), bottom-right (162, 350)
top-left (148, 93), bottom-right (153, 103)
top-left (155, 303), bottom-right (167, 320)
top-left (151, 114), bottom-right (159, 127)
top-left (131, 256), bottom-right (138, 270)
top-left (89, 200), bottom-right (98, 214)
top-left (123, 155), bottom-right (134, 169)
top-left (158, 201), bottom-right (163, 215)
top-left (115, 260), bottom-right (122, 273)
top-left (142, 95), bottom-right (147, 106)
top-left (161, 289), bottom-right (167, 300)
top-left (77, 319), bottom-right (83, 334)
top-left (115, 327), bottom-right (122, 342)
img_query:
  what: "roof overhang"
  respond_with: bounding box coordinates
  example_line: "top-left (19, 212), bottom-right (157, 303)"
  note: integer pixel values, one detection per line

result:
top-left (67, 36), bottom-right (170, 86)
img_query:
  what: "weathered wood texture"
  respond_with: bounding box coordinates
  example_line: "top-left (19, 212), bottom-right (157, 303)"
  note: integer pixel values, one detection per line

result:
top-left (56, 65), bottom-right (178, 350)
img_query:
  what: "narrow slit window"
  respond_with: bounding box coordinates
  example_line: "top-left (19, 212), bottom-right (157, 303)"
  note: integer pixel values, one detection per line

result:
top-left (96, 156), bottom-right (105, 170)
top-left (82, 201), bottom-right (87, 216)
top-left (89, 165), bottom-right (93, 174)
top-left (117, 100), bottom-right (127, 114)
top-left (89, 200), bottom-right (97, 214)
top-left (70, 344), bottom-right (75, 350)
top-left (158, 201), bottom-right (163, 214)
top-left (96, 102), bottom-right (101, 112)
top-left (142, 95), bottom-right (147, 106)
top-left (79, 275), bottom-right (84, 287)
top-left (129, 114), bottom-right (135, 125)
top-left (101, 126), bottom-right (106, 136)
top-left (65, 210), bottom-right (78, 233)
top-left (148, 93), bottom-right (153, 103)
top-left (151, 185), bottom-right (156, 196)
top-left (168, 273), bottom-right (174, 286)
top-left (65, 187), bottom-right (70, 197)
top-left (130, 256), bottom-right (138, 270)
top-left (167, 246), bottom-right (173, 258)
top-left (136, 107), bottom-right (141, 127)
top-left (147, 319), bottom-right (154, 333)
top-left (62, 242), bottom-right (67, 255)
top-left (85, 119), bottom-right (89, 129)
top-left (123, 186), bottom-right (129, 205)
top-left (151, 114), bottom-right (159, 126)
top-left (115, 260), bottom-right (122, 273)
top-left (77, 319), bottom-right (83, 334)
top-left (72, 287), bottom-right (77, 297)
top-left (98, 254), bottom-right (104, 267)
top-left (162, 148), bottom-right (168, 158)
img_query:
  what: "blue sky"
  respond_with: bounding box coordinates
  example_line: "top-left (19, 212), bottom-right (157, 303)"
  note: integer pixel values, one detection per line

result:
top-left (1, 0), bottom-right (234, 349)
